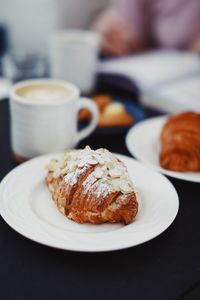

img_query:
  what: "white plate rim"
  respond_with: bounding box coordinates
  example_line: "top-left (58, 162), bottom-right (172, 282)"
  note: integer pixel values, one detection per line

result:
top-left (126, 116), bottom-right (200, 183)
top-left (0, 152), bottom-right (179, 252)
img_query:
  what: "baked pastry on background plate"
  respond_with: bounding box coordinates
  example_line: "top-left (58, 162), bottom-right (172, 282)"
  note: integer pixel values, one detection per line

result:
top-left (46, 146), bottom-right (138, 225)
top-left (78, 94), bottom-right (134, 127)
top-left (98, 102), bottom-right (134, 127)
top-left (160, 111), bottom-right (200, 172)
top-left (78, 94), bottom-right (111, 121)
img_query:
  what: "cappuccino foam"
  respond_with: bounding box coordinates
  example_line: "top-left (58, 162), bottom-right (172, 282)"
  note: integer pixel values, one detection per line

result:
top-left (16, 83), bottom-right (73, 103)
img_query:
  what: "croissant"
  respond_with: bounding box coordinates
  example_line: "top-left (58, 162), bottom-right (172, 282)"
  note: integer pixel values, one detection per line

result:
top-left (46, 146), bottom-right (138, 225)
top-left (160, 112), bottom-right (200, 172)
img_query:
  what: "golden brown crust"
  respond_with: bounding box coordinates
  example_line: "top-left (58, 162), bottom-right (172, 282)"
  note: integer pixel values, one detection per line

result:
top-left (159, 112), bottom-right (200, 172)
top-left (98, 107), bottom-right (134, 127)
top-left (78, 94), bottom-right (134, 127)
top-left (46, 148), bottom-right (138, 225)
top-left (78, 94), bottom-right (112, 121)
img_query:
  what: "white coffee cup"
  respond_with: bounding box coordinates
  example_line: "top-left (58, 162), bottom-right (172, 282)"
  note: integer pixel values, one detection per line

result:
top-left (50, 30), bottom-right (100, 94)
top-left (9, 79), bottom-right (99, 160)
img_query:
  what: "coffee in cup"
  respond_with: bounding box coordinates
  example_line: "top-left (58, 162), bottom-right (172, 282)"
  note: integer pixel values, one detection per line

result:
top-left (16, 83), bottom-right (73, 103)
top-left (9, 79), bottom-right (99, 161)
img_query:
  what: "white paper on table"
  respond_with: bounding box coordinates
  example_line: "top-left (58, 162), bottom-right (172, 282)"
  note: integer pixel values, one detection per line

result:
top-left (142, 75), bottom-right (200, 112)
top-left (98, 50), bottom-right (200, 112)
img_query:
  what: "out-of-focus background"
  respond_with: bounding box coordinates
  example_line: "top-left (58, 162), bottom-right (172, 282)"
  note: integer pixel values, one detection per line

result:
top-left (0, 0), bottom-right (200, 112)
top-left (0, 0), bottom-right (108, 55)
top-left (0, 0), bottom-right (109, 97)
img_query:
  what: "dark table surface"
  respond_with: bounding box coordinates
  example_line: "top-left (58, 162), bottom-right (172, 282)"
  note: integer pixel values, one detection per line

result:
top-left (0, 95), bottom-right (200, 300)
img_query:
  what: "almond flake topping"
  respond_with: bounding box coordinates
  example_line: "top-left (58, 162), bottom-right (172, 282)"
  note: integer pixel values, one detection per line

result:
top-left (47, 146), bottom-right (134, 194)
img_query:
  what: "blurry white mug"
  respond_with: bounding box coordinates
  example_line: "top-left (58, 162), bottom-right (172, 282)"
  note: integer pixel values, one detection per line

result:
top-left (50, 30), bottom-right (100, 94)
top-left (9, 79), bottom-right (99, 160)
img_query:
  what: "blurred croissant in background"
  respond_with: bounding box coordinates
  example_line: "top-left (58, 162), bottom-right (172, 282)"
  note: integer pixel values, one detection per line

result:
top-left (160, 112), bottom-right (200, 172)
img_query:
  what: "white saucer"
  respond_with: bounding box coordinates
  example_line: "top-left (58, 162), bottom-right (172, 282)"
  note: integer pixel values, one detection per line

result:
top-left (0, 152), bottom-right (179, 252)
top-left (126, 116), bottom-right (200, 183)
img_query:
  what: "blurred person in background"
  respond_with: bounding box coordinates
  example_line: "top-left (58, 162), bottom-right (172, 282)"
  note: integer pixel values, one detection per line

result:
top-left (92, 0), bottom-right (200, 56)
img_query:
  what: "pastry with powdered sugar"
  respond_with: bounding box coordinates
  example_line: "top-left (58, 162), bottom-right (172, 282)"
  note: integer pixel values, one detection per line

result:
top-left (46, 146), bottom-right (138, 224)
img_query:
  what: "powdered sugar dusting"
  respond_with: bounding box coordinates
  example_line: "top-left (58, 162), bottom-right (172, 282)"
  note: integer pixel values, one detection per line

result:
top-left (94, 181), bottom-right (113, 198)
top-left (64, 165), bottom-right (89, 186)
top-left (83, 173), bottom-right (97, 193)
top-left (47, 146), bottom-right (135, 195)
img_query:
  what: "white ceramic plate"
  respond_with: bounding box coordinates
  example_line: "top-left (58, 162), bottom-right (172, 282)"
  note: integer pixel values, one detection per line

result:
top-left (0, 153), bottom-right (179, 252)
top-left (126, 116), bottom-right (200, 183)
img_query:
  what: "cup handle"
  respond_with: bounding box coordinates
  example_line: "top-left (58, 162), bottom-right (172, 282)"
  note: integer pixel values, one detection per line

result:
top-left (75, 97), bottom-right (99, 145)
